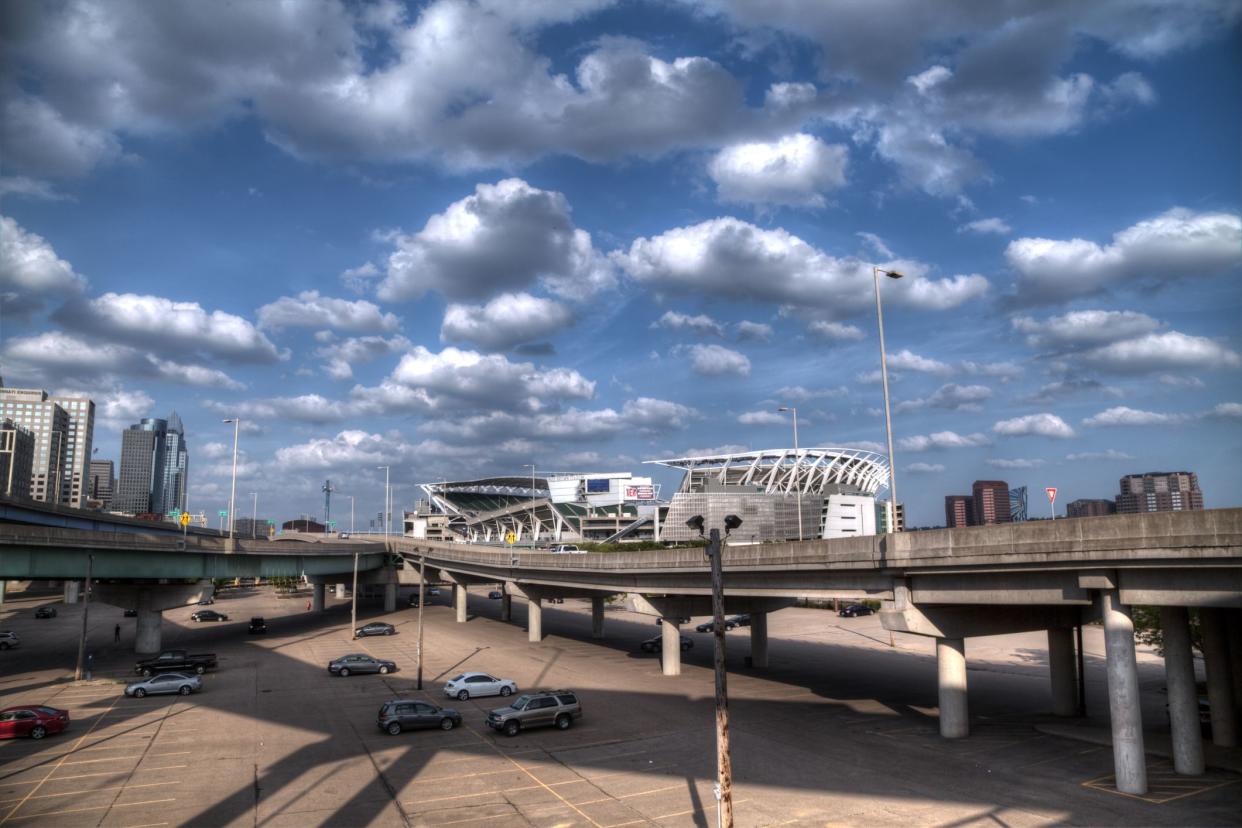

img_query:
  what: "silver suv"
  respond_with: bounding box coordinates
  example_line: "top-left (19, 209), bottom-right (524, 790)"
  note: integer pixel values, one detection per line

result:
top-left (487, 689), bottom-right (582, 737)
top-left (0, 631), bottom-right (18, 650)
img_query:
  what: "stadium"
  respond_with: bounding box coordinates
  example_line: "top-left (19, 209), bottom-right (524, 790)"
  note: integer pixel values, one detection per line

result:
top-left (408, 448), bottom-right (895, 545)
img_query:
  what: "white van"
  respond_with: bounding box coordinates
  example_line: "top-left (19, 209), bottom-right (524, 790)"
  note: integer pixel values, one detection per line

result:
top-left (549, 544), bottom-right (583, 554)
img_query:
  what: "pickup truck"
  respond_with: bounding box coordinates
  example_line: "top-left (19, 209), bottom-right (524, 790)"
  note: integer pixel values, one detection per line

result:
top-left (134, 650), bottom-right (218, 677)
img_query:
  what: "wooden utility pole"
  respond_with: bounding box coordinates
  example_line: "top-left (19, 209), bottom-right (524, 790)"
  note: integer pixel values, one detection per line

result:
top-left (707, 528), bottom-right (733, 828)
top-left (415, 556), bottom-right (427, 690)
top-left (74, 555), bottom-right (94, 681)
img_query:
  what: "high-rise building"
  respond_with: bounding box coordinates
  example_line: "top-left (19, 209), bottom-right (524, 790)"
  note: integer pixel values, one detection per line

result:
top-left (972, 480), bottom-right (1012, 525)
top-left (0, 386), bottom-right (95, 507)
top-left (875, 500), bottom-right (905, 533)
top-left (1067, 498), bottom-right (1116, 518)
top-left (115, 413), bottom-right (189, 516)
top-left (1115, 472), bottom-right (1203, 513)
top-left (88, 459), bottom-right (115, 510)
top-left (0, 419), bottom-right (35, 499)
top-left (945, 495), bottom-right (973, 528)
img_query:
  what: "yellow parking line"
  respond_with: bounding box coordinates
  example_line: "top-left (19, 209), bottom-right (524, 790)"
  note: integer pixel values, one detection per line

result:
top-left (147, 751), bottom-right (191, 758)
top-left (574, 783), bottom-right (685, 806)
top-left (0, 781), bottom-right (180, 805)
top-left (2, 798), bottom-right (176, 821)
top-left (61, 756), bottom-right (138, 767)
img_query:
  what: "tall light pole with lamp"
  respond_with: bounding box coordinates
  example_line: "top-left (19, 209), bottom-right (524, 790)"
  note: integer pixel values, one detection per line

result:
top-left (248, 491), bottom-right (258, 539)
top-left (347, 495), bottom-right (355, 534)
top-left (221, 418), bottom-right (241, 544)
top-left (522, 463), bottom-right (536, 548)
top-left (776, 406), bottom-right (802, 541)
top-left (872, 266), bottom-right (904, 532)
top-left (377, 466), bottom-right (390, 538)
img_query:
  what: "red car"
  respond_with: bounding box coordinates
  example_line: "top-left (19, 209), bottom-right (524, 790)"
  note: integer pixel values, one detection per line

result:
top-left (0, 706), bottom-right (69, 740)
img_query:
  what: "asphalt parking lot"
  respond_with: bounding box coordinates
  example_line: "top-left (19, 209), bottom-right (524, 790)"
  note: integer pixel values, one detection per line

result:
top-left (1, 584), bottom-right (1239, 826)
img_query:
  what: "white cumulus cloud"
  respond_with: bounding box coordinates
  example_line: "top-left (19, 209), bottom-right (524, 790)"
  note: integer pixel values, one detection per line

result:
top-left (709, 133), bottom-right (848, 207)
top-left (257, 290), bottom-right (399, 333)
top-left (676, 343), bottom-right (751, 377)
top-left (441, 293), bottom-right (574, 351)
top-left (992, 413), bottom-right (1075, 438)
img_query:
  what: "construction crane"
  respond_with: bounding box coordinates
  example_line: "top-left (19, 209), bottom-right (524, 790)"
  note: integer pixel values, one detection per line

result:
top-left (322, 479), bottom-right (335, 534)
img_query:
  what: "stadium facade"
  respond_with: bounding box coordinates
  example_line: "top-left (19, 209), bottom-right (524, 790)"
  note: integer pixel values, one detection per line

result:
top-left (409, 447), bottom-right (892, 545)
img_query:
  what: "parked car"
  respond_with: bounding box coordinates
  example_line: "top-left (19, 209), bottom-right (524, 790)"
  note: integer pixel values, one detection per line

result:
top-left (134, 650), bottom-right (218, 677)
top-left (487, 590), bottom-right (503, 599)
top-left (0, 631), bottom-right (19, 650)
top-left (248, 617), bottom-right (268, 635)
top-left (123, 609), bottom-right (138, 617)
top-left (0, 706), bottom-right (69, 740)
top-left (355, 622), bottom-right (396, 637)
top-left (695, 618), bottom-right (736, 633)
top-left (487, 690), bottom-right (582, 737)
top-left (328, 654), bottom-right (396, 676)
top-left (427, 587), bottom-right (441, 597)
top-left (126, 673), bottom-right (201, 698)
top-left (197, 597), bottom-right (215, 605)
top-left (190, 609), bottom-right (229, 622)
top-left (640, 635), bottom-right (693, 653)
top-left (443, 671), bottom-right (517, 701)
top-left (839, 604), bottom-right (874, 618)
top-left (377, 700), bottom-right (462, 735)
top-left (407, 595), bottom-right (420, 607)
top-left (549, 544), bottom-right (583, 554)
top-left (34, 606), bottom-right (57, 619)
top-left (728, 614), bottom-right (751, 627)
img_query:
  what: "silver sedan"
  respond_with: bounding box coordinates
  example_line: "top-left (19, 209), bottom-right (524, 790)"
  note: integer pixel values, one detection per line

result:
top-left (125, 673), bottom-right (202, 698)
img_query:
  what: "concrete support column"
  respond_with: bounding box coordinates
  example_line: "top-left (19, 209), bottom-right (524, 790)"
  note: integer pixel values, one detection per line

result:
top-left (937, 637), bottom-right (968, 739)
top-left (335, 583), bottom-right (346, 599)
top-left (528, 597), bottom-right (542, 643)
top-left (1161, 606), bottom-right (1204, 775)
top-left (135, 589), bottom-right (161, 655)
top-left (1200, 607), bottom-right (1238, 747)
top-left (1048, 627), bottom-right (1078, 717)
top-left (750, 611), bottom-right (769, 669)
top-left (63, 580), bottom-right (80, 604)
top-left (591, 596), bottom-right (605, 639)
top-left (661, 617), bottom-right (681, 676)
top-left (383, 583), bottom-right (396, 613)
top-left (1229, 609), bottom-right (1242, 718)
top-left (1100, 589), bottom-right (1146, 795)
top-left (500, 593), bottom-right (512, 622)
top-left (312, 582), bottom-right (325, 612)
top-left (454, 584), bottom-right (467, 623)
top-left (0, 580), bottom-right (6, 606)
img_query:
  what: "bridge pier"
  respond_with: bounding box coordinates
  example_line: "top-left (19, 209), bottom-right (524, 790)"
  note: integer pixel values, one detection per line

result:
top-left (454, 584), bottom-right (467, 623)
top-left (591, 596), bottom-right (604, 639)
top-left (1047, 627), bottom-right (1078, 717)
top-left (500, 592), bottom-right (512, 622)
top-left (527, 596), bottom-right (543, 642)
top-left (1200, 607), bottom-right (1238, 747)
top-left (335, 583), bottom-right (346, 599)
top-left (750, 611), bottom-right (768, 668)
top-left (1161, 606), bottom-right (1204, 775)
top-left (312, 582), bottom-right (325, 612)
top-left (63, 580), bottom-right (81, 604)
top-left (661, 617), bottom-right (681, 676)
top-left (937, 637), bottom-right (968, 739)
top-left (384, 582), bottom-right (397, 613)
top-left (1100, 589), bottom-right (1146, 795)
top-left (0, 580), bottom-right (6, 606)
top-left (135, 589), bottom-right (162, 655)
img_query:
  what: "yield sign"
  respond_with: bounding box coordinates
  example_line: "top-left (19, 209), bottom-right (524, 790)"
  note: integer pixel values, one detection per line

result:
top-left (1045, 487), bottom-right (1057, 503)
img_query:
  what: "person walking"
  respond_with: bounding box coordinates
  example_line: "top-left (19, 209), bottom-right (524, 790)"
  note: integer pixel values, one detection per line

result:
top-left (305, 599), bottom-right (311, 611)
top-left (114, 623), bottom-right (121, 643)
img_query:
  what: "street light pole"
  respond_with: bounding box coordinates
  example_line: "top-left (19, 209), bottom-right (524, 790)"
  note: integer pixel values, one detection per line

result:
top-left (777, 406), bottom-right (802, 541)
top-left (350, 550), bottom-right (359, 639)
top-left (522, 463), bottom-right (536, 548)
top-left (415, 555), bottom-right (427, 690)
top-left (872, 266), bottom-right (904, 533)
top-left (348, 495), bottom-right (355, 535)
top-left (377, 466), bottom-right (390, 539)
top-left (73, 554), bottom-right (93, 681)
top-left (249, 491), bottom-right (257, 539)
top-left (222, 418), bottom-right (241, 543)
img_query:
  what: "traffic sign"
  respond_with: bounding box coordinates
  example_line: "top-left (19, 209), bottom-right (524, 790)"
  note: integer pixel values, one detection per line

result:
top-left (179, 512), bottom-right (191, 527)
top-left (1045, 487), bottom-right (1057, 503)
top-left (218, 510), bottom-right (228, 517)
top-left (504, 531), bottom-right (517, 545)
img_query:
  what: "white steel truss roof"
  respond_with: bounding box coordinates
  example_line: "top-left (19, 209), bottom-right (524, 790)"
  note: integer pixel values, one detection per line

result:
top-left (647, 448), bottom-right (890, 496)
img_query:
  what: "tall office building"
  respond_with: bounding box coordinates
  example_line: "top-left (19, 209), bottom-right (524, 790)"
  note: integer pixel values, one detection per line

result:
top-left (945, 495), bottom-right (973, 528)
top-left (1067, 498), bottom-right (1116, 518)
top-left (0, 419), bottom-right (35, 498)
top-left (1115, 472), bottom-right (1203, 513)
top-left (972, 480), bottom-right (1012, 525)
top-left (116, 413), bottom-right (189, 516)
top-left (88, 459), bottom-right (115, 510)
top-left (0, 385), bottom-right (95, 507)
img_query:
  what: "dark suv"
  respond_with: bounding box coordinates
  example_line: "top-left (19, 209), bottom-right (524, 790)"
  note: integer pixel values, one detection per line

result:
top-left (377, 700), bottom-right (462, 735)
top-left (487, 690), bottom-right (582, 737)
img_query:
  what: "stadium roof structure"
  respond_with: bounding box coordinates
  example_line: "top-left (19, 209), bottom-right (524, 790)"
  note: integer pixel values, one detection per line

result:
top-left (647, 448), bottom-right (890, 496)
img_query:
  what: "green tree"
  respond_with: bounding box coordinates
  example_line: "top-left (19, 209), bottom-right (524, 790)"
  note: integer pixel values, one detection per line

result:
top-left (1131, 605), bottom-right (1202, 655)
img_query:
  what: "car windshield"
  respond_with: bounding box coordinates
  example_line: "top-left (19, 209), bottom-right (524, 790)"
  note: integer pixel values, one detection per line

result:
top-left (509, 695), bottom-right (533, 710)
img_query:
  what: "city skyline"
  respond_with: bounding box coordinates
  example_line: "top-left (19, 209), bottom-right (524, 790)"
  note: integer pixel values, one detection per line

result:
top-left (1, 1), bottom-right (1239, 527)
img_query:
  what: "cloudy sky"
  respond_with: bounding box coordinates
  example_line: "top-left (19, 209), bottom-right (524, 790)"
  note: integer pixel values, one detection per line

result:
top-left (1, 0), bottom-right (1239, 528)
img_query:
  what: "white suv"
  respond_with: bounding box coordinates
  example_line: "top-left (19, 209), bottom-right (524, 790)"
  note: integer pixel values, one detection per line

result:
top-left (1, 631), bottom-right (21, 650)
top-left (549, 544), bottom-right (583, 554)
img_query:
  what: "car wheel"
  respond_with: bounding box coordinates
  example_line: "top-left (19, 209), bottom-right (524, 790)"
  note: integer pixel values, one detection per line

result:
top-left (141, 668), bottom-right (153, 677)
top-left (555, 714), bottom-right (571, 731)
top-left (194, 665), bottom-right (205, 675)
top-left (339, 668), bottom-right (350, 677)
top-left (30, 725), bottom-right (46, 740)
top-left (681, 642), bottom-right (691, 651)
top-left (500, 686), bottom-right (512, 697)
top-left (386, 629), bottom-right (394, 635)
top-left (504, 720), bottom-right (520, 737)
top-left (134, 688), bottom-right (147, 698)
top-left (0, 643), bottom-right (9, 650)
top-left (379, 666), bottom-right (390, 675)
top-left (179, 685), bottom-right (191, 695)
top-left (440, 718), bottom-right (455, 731)
top-left (387, 722), bottom-right (402, 735)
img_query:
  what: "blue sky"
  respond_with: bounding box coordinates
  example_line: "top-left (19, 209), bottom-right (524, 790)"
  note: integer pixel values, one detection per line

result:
top-left (1, 0), bottom-right (1239, 528)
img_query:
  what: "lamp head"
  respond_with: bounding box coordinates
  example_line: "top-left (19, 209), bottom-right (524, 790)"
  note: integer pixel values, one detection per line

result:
top-left (686, 514), bottom-right (705, 536)
top-left (723, 514), bottom-right (743, 534)
top-left (885, 269), bottom-right (904, 279)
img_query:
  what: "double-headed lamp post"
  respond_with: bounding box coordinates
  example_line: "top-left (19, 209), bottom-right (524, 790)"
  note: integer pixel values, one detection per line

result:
top-left (776, 406), bottom-right (802, 541)
top-left (221, 418), bottom-right (241, 542)
top-left (872, 266), bottom-right (904, 532)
